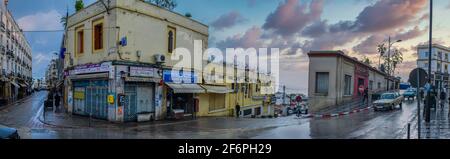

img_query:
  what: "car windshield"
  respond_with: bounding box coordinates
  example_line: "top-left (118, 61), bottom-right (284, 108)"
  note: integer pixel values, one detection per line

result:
top-left (381, 94), bottom-right (395, 99)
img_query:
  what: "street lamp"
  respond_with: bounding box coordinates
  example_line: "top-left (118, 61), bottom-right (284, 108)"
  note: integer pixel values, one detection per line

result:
top-left (384, 37), bottom-right (402, 91)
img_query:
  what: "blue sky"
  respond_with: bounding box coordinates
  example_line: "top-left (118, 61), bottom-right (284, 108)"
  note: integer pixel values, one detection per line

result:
top-left (8, 0), bottom-right (450, 93)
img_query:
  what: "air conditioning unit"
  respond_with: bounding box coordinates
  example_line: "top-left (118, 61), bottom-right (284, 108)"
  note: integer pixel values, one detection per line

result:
top-left (154, 54), bottom-right (166, 63)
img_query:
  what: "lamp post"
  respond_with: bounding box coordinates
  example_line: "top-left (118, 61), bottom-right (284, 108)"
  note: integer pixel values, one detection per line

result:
top-left (385, 37), bottom-right (402, 91)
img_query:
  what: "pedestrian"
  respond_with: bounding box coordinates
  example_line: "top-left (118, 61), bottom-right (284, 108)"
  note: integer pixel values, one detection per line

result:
top-left (363, 87), bottom-right (369, 105)
top-left (440, 91), bottom-right (446, 109)
top-left (235, 104), bottom-right (241, 118)
top-left (420, 90), bottom-right (424, 101)
top-left (55, 92), bottom-right (61, 110)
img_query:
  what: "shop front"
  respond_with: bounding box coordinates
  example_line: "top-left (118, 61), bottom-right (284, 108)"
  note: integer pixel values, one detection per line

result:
top-left (163, 70), bottom-right (204, 119)
top-left (122, 66), bottom-right (161, 122)
top-left (67, 62), bottom-right (114, 120)
top-left (354, 64), bottom-right (369, 97)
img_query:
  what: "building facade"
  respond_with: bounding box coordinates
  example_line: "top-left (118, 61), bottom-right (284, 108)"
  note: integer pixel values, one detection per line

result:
top-left (417, 44), bottom-right (450, 92)
top-left (0, 1), bottom-right (32, 105)
top-left (308, 51), bottom-right (398, 113)
top-left (63, 0), bottom-right (273, 122)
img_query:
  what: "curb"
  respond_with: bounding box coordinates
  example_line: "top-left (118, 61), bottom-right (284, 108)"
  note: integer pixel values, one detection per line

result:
top-left (301, 105), bottom-right (373, 119)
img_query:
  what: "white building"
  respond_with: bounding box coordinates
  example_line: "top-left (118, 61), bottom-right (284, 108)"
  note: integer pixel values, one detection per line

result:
top-left (0, 1), bottom-right (33, 104)
top-left (417, 44), bottom-right (450, 91)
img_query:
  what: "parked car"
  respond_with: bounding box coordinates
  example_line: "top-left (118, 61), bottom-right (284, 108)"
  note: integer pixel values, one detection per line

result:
top-left (373, 92), bottom-right (404, 111)
top-left (403, 88), bottom-right (417, 100)
top-left (0, 124), bottom-right (20, 139)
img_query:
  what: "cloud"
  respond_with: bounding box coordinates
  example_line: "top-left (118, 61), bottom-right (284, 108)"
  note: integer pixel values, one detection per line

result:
top-left (247, 0), bottom-right (258, 7)
top-left (263, 0), bottom-right (324, 36)
top-left (211, 11), bottom-right (248, 31)
top-left (33, 53), bottom-right (51, 65)
top-left (216, 26), bottom-right (264, 49)
top-left (17, 10), bottom-right (63, 31)
top-left (353, 26), bottom-right (427, 54)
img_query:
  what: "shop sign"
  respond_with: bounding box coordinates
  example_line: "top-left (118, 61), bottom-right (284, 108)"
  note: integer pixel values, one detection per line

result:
top-left (355, 64), bottom-right (369, 77)
top-left (163, 70), bottom-right (198, 84)
top-left (74, 91), bottom-right (85, 100)
top-left (130, 67), bottom-right (156, 77)
top-left (71, 62), bottom-right (112, 75)
top-left (108, 94), bottom-right (115, 104)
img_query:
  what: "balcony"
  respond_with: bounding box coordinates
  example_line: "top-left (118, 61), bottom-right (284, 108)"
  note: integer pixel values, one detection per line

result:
top-left (0, 45), bottom-right (5, 55)
top-left (0, 22), bottom-right (4, 32)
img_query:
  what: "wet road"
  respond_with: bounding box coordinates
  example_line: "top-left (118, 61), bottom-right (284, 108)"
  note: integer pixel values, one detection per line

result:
top-left (0, 91), bottom-right (422, 139)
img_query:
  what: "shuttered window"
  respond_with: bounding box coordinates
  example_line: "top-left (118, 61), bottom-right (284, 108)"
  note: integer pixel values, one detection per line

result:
top-left (316, 72), bottom-right (329, 94)
top-left (344, 75), bottom-right (352, 95)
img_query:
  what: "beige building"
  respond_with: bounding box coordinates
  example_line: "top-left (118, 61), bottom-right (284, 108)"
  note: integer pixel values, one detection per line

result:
top-left (0, 1), bottom-right (32, 104)
top-left (308, 51), bottom-right (398, 112)
top-left (64, 0), bottom-right (208, 122)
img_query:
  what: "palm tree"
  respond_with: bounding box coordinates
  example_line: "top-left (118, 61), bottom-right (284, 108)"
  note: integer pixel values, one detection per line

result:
top-left (60, 16), bottom-right (67, 28)
top-left (377, 43), bottom-right (387, 69)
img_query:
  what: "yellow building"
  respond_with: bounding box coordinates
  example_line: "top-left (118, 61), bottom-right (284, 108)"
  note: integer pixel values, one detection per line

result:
top-left (63, 0), bottom-right (273, 122)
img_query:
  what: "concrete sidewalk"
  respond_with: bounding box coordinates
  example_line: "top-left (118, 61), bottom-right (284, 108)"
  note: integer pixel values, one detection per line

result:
top-left (419, 105), bottom-right (450, 139)
top-left (38, 104), bottom-right (301, 131)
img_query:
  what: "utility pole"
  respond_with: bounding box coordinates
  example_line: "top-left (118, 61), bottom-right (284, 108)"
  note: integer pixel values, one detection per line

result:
top-left (425, 0), bottom-right (433, 123)
top-left (282, 85), bottom-right (286, 106)
top-left (417, 68), bottom-right (421, 139)
top-left (387, 36), bottom-right (391, 90)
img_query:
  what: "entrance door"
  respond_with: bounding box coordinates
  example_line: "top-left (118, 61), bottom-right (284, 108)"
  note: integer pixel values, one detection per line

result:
top-left (358, 78), bottom-right (365, 96)
top-left (124, 84), bottom-right (137, 122)
top-left (137, 85), bottom-right (154, 113)
top-left (86, 86), bottom-right (108, 119)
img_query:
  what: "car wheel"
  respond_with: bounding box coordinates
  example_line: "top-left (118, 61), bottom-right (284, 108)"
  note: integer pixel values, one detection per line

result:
top-left (391, 105), bottom-right (395, 110)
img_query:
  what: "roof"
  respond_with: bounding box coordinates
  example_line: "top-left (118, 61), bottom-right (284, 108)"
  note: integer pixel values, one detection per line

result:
top-left (417, 44), bottom-right (450, 52)
top-left (308, 50), bottom-right (388, 76)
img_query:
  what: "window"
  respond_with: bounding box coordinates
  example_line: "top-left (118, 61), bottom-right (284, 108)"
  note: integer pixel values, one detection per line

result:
top-left (316, 72), bottom-right (329, 94)
top-left (75, 26), bottom-right (84, 55)
top-left (446, 54), bottom-right (449, 61)
top-left (369, 80), bottom-right (374, 90)
top-left (344, 75), bottom-right (352, 95)
top-left (209, 94), bottom-right (225, 111)
top-left (93, 20), bottom-right (103, 51)
top-left (167, 26), bottom-right (176, 53)
top-left (378, 82), bottom-right (381, 89)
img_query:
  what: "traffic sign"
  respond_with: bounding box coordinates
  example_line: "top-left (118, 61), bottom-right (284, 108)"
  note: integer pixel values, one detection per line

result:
top-left (408, 68), bottom-right (428, 88)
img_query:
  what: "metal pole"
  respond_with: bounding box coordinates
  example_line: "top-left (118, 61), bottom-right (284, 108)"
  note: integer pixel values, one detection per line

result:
top-left (387, 37), bottom-right (391, 90)
top-left (407, 123), bottom-right (411, 139)
top-left (417, 69), bottom-right (421, 139)
top-left (426, 0), bottom-right (433, 123)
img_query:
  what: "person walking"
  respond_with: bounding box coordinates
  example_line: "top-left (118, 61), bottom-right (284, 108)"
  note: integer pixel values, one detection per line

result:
top-left (235, 104), bottom-right (241, 118)
top-left (363, 87), bottom-right (369, 105)
top-left (440, 91), bottom-right (446, 109)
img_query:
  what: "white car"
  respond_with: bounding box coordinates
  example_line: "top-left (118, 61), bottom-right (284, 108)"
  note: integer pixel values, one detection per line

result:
top-left (373, 92), bottom-right (404, 111)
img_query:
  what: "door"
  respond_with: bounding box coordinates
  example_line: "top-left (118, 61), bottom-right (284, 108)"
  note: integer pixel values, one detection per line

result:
top-left (86, 86), bottom-right (108, 119)
top-left (124, 84), bottom-right (137, 122)
top-left (137, 85), bottom-right (154, 113)
top-left (357, 78), bottom-right (365, 96)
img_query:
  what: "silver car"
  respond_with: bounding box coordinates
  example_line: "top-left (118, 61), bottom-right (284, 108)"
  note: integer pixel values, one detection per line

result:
top-left (373, 92), bottom-right (404, 111)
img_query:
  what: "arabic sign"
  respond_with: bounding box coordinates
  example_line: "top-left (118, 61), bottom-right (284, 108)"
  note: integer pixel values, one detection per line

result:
top-left (70, 62), bottom-right (112, 75)
top-left (163, 70), bottom-right (198, 84)
top-left (130, 67), bottom-right (156, 77)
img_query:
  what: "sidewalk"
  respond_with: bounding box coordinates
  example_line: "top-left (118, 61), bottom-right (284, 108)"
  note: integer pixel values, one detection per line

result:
top-left (38, 103), bottom-right (305, 133)
top-left (39, 106), bottom-right (199, 129)
top-left (303, 98), bottom-right (372, 118)
top-left (418, 104), bottom-right (450, 139)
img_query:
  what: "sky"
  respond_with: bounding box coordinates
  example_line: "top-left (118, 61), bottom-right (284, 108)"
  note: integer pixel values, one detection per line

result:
top-left (7, 0), bottom-right (450, 94)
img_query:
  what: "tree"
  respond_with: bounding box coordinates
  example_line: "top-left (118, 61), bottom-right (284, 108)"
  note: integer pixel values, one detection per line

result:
top-left (391, 49), bottom-right (403, 76)
top-left (147, 0), bottom-right (177, 10)
top-left (60, 16), bottom-right (67, 28)
top-left (361, 56), bottom-right (372, 65)
top-left (377, 43), bottom-right (387, 69)
top-left (75, 0), bottom-right (84, 12)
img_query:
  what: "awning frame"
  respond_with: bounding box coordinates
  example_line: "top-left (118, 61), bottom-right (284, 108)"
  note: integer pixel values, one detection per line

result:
top-left (166, 83), bottom-right (206, 94)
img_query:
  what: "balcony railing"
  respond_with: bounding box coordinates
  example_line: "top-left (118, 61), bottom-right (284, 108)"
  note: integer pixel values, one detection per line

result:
top-left (0, 22), bottom-right (5, 32)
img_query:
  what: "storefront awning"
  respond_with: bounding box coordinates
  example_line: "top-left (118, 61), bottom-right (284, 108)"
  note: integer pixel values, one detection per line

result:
top-left (125, 77), bottom-right (161, 83)
top-left (201, 85), bottom-right (233, 94)
top-left (10, 81), bottom-right (19, 88)
top-left (166, 83), bottom-right (205, 94)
